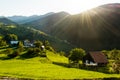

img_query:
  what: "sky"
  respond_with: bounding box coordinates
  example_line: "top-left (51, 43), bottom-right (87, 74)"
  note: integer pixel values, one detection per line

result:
top-left (0, 0), bottom-right (120, 16)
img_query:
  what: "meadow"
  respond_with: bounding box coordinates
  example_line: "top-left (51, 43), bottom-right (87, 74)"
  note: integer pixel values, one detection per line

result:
top-left (0, 51), bottom-right (120, 79)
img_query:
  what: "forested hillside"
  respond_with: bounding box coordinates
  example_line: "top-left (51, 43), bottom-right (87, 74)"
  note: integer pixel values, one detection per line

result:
top-left (24, 11), bottom-right (70, 34)
top-left (23, 3), bottom-right (120, 51)
top-left (0, 23), bottom-right (74, 52)
top-left (0, 17), bottom-right (17, 25)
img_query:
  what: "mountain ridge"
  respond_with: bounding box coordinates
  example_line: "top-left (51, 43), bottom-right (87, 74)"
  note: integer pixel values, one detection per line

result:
top-left (0, 17), bottom-right (17, 25)
top-left (0, 3), bottom-right (120, 51)
top-left (7, 12), bottom-right (55, 24)
top-left (24, 11), bottom-right (70, 33)
top-left (21, 3), bottom-right (120, 51)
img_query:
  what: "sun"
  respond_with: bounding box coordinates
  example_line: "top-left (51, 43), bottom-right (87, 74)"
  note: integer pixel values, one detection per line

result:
top-left (68, 0), bottom-right (101, 14)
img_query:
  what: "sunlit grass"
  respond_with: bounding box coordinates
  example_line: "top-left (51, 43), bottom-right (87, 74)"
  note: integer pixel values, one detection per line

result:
top-left (47, 51), bottom-right (68, 63)
top-left (6, 25), bottom-right (16, 28)
top-left (0, 51), bottom-right (120, 79)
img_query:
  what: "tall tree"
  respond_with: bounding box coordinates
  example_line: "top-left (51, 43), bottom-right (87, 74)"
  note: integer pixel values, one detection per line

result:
top-left (4, 34), bottom-right (18, 43)
top-left (34, 40), bottom-right (43, 48)
top-left (18, 41), bottom-right (24, 52)
top-left (44, 40), bottom-right (50, 47)
top-left (69, 48), bottom-right (85, 63)
top-left (0, 37), bottom-right (7, 47)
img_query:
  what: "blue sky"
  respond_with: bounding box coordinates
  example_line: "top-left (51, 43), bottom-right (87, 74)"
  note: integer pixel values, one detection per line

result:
top-left (0, 0), bottom-right (120, 16)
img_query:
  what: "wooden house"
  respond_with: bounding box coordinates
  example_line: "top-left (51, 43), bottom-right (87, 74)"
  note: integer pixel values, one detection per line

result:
top-left (83, 51), bottom-right (108, 66)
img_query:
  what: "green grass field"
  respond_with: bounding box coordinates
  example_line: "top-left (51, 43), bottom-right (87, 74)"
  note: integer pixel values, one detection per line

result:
top-left (0, 51), bottom-right (120, 79)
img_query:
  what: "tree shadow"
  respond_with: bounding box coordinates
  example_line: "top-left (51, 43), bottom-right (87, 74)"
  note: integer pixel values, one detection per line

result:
top-left (53, 62), bottom-right (113, 74)
top-left (102, 77), bottom-right (120, 80)
top-left (17, 53), bottom-right (35, 60)
top-left (0, 76), bottom-right (34, 80)
top-left (52, 62), bottom-right (120, 80)
top-left (78, 64), bottom-right (117, 74)
top-left (0, 56), bottom-right (13, 60)
top-left (52, 62), bottom-right (69, 68)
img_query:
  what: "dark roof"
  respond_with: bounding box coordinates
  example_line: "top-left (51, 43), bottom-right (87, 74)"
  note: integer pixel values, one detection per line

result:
top-left (89, 51), bottom-right (108, 63)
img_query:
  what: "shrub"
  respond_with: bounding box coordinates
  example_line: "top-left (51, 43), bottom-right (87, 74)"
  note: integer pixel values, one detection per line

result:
top-left (68, 48), bottom-right (85, 63)
top-left (24, 48), bottom-right (41, 58)
top-left (34, 40), bottom-right (43, 48)
top-left (5, 48), bottom-right (13, 54)
top-left (59, 51), bottom-right (65, 56)
top-left (112, 61), bottom-right (120, 74)
top-left (0, 40), bottom-right (7, 47)
top-left (27, 48), bottom-right (35, 57)
top-left (18, 41), bottom-right (24, 52)
top-left (4, 34), bottom-right (18, 43)
top-left (7, 49), bottom-right (20, 58)
top-left (46, 46), bottom-right (55, 52)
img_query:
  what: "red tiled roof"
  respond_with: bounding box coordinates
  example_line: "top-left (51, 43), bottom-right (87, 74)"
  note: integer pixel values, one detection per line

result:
top-left (89, 51), bottom-right (108, 63)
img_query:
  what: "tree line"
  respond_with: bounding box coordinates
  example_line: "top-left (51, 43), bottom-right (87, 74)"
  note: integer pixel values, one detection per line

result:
top-left (0, 33), bottom-right (119, 74)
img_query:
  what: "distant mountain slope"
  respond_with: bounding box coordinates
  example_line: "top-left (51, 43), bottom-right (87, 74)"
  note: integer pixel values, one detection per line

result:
top-left (24, 11), bottom-right (70, 34)
top-left (0, 17), bottom-right (17, 25)
top-left (8, 12), bottom-right (54, 24)
top-left (50, 3), bottom-right (120, 50)
top-left (0, 24), bottom-right (74, 52)
top-left (24, 3), bottom-right (120, 51)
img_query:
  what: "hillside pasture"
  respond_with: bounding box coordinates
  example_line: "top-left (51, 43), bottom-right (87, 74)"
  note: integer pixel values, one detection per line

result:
top-left (0, 51), bottom-right (120, 79)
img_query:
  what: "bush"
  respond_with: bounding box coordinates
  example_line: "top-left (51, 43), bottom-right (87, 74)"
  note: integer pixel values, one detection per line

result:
top-left (102, 49), bottom-right (120, 60)
top-left (46, 46), bottom-right (55, 52)
top-left (59, 51), bottom-right (65, 56)
top-left (5, 48), bottom-right (13, 54)
top-left (69, 48), bottom-right (85, 63)
top-left (4, 34), bottom-right (18, 43)
top-left (18, 47), bottom-right (24, 52)
top-left (18, 41), bottom-right (24, 52)
top-left (34, 48), bottom-right (41, 53)
top-left (112, 61), bottom-right (120, 74)
top-left (0, 40), bottom-right (7, 47)
top-left (34, 40), bottom-right (43, 48)
top-left (27, 48), bottom-right (36, 57)
top-left (24, 48), bottom-right (41, 58)
top-left (7, 49), bottom-right (20, 58)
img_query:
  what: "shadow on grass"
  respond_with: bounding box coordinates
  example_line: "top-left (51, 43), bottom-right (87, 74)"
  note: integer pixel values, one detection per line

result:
top-left (0, 46), bottom-right (9, 49)
top-left (0, 76), bottom-right (34, 80)
top-left (0, 76), bottom-right (119, 80)
top-left (0, 56), bottom-right (13, 60)
top-left (17, 53), bottom-right (35, 60)
top-left (80, 78), bottom-right (120, 80)
top-left (102, 78), bottom-right (120, 80)
top-left (53, 62), bottom-right (120, 75)
top-left (79, 64), bottom-right (111, 74)
top-left (0, 53), bottom-right (35, 60)
top-left (52, 62), bottom-right (69, 68)
top-left (0, 53), bottom-right (46, 60)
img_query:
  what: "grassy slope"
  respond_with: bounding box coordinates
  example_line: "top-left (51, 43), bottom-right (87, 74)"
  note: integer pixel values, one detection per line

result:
top-left (0, 51), bottom-right (120, 79)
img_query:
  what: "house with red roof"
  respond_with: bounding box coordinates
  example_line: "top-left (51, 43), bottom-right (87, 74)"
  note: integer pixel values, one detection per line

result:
top-left (83, 51), bottom-right (108, 66)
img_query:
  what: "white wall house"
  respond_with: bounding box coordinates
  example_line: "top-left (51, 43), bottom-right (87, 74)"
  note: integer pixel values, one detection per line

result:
top-left (10, 41), bottom-right (19, 45)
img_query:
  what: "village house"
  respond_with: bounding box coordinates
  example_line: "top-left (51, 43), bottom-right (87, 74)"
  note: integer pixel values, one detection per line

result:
top-left (83, 51), bottom-right (108, 66)
top-left (10, 40), bottom-right (19, 46)
top-left (23, 40), bottom-right (34, 47)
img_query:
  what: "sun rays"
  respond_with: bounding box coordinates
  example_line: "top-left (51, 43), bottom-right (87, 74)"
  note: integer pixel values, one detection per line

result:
top-left (51, 4), bottom-right (120, 50)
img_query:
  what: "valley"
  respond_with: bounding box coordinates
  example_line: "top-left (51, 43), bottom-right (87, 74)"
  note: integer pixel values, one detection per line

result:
top-left (0, 3), bottom-right (120, 80)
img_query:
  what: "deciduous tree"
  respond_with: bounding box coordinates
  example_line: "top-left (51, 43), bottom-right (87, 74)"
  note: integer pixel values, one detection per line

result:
top-left (69, 48), bottom-right (85, 63)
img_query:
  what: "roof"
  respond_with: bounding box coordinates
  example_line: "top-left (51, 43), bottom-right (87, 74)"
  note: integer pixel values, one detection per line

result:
top-left (88, 51), bottom-right (108, 63)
